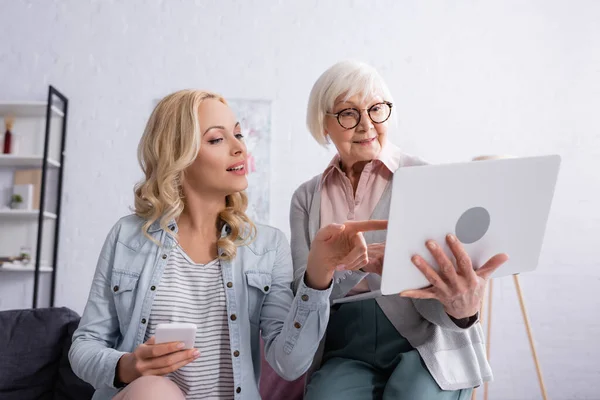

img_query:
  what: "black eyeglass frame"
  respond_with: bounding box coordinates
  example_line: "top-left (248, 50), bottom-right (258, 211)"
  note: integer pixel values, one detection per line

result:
top-left (326, 101), bottom-right (393, 129)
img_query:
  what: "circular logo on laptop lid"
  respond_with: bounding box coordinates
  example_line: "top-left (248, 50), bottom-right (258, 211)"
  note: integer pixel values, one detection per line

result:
top-left (455, 207), bottom-right (490, 244)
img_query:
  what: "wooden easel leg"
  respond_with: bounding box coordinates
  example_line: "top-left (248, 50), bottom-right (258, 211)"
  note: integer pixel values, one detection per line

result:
top-left (483, 278), bottom-right (494, 400)
top-left (513, 274), bottom-right (549, 400)
top-left (472, 280), bottom-right (489, 400)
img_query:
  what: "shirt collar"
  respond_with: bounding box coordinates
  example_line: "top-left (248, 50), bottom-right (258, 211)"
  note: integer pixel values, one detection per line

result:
top-left (148, 217), bottom-right (231, 238)
top-left (319, 142), bottom-right (403, 189)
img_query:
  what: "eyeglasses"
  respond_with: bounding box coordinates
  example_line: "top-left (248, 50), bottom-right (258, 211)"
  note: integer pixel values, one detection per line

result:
top-left (326, 101), bottom-right (393, 130)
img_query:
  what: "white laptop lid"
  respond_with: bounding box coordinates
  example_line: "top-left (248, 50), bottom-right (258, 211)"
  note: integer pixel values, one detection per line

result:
top-left (380, 154), bottom-right (561, 295)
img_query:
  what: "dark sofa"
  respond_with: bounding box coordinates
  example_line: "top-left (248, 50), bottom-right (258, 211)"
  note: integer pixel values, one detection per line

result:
top-left (0, 307), bottom-right (94, 400)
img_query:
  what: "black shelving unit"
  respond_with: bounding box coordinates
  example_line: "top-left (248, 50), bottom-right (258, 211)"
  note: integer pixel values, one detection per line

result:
top-left (33, 86), bottom-right (69, 308)
top-left (0, 85), bottom-right (68, 309)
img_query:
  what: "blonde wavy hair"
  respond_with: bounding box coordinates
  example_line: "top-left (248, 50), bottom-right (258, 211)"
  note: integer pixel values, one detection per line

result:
top-left (134, 89), bottom-right (256, 260)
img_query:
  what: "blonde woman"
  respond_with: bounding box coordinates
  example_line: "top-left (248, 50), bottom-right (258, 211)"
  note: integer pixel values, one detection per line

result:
top-left (292, 61), bottom-right (509, 400)
top-left (69, 90), bottom-right (385, 400)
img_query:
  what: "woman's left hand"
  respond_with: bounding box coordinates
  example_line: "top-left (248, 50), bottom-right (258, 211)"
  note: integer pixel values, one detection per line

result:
top-left (400, 234), bottom-right (509, 320)
top-left (361, 243), bottom-right (386, 275)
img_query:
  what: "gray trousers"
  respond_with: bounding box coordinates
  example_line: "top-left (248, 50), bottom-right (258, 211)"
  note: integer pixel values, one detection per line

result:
top-left (305, 299), bottom-right (473, 400)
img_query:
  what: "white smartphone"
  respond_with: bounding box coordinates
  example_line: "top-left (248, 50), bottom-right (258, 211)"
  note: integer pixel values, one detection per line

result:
top-left (154, 323), bottom-right (197, 349)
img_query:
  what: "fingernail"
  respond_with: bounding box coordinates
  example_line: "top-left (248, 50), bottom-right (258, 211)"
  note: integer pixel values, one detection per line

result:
top-left (447, 234), bottom-right (456, 243)
top-left (426, 241), bottom-right (437, 249)
top-left (336, 264), bottom-right (346, 271)
top-left (411, 256), bottom-right (420, 265)
top-left (177, 342), bottom-right (185, 349)
top-left (193, 350), bottom-right (200, 357)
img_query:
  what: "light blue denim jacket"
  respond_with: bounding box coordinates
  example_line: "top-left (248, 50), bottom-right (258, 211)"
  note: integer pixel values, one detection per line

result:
top-left (69, 214), bottom-right (332, 400)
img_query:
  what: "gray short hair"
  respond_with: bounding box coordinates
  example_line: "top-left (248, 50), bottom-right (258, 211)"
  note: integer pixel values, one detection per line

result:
top-left (306, 60), bottom-right (394, 146)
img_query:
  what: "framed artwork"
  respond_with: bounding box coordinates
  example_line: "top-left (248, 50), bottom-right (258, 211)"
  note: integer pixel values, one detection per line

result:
top-left (228, 99), bottom-right (271, 224)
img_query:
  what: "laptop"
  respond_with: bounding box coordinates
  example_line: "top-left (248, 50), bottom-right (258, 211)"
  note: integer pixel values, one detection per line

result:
top-left (332, 154), bottom-right (561, 305)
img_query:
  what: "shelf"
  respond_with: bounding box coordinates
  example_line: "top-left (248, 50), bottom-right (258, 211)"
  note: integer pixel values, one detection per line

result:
top-left (0, 87), bottom-right (68, 309)
top-left (0, 102), bottom-right (64, 118)
top-left (0, 264), bottom-right (53, 273)
top-left (0, 154), bottom-right (61, 168)
top-left (0, 210), bottom-right (57, 219)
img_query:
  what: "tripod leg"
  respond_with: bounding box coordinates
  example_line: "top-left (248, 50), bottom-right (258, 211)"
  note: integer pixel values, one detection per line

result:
top-left (472, 280), bottom-right (489, 400)
top-left (483, 279), bottom-right (494, 400)
top-left (513, 274), bottom-right (548, 400)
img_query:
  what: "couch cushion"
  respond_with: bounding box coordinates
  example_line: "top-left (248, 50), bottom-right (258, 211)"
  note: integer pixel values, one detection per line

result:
top-left (53, 318), bottom-right (94, 400)
top-left (0, 307), bottom-right (83, 400)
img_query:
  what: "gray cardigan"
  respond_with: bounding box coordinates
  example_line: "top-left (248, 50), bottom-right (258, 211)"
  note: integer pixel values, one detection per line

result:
top-left (289, 152), bottom-right (492, 391)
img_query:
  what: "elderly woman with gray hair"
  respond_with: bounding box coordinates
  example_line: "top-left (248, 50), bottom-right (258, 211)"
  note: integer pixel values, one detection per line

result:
top-left (290, 60), bottom-right (509, 400)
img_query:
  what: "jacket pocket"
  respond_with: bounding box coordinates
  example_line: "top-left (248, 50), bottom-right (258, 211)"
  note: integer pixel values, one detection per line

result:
top-left (245, 271), bottom-right (272, 326)
top-left (111, 270), bottom-right (140, 333)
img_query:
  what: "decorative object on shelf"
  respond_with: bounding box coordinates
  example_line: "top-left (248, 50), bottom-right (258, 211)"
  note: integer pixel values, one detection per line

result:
top-left (0, 252), bottom-right (31, 267)
top-left (0, 256), bottom-right (17, 267)
top-left (11, 184), bottom-right (33, 209)
top-left (14, 169), bottom-right (42, 209)
top-left (2, 116), bottom-right (17, 154)
top-left (20, 246), bottom-right (32, 265)
top-left (10, 193), bottom-right (23, 209)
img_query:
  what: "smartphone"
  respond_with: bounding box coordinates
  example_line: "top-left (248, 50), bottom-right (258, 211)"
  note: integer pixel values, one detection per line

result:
top-left (154, 323), bottom-right (197, 349)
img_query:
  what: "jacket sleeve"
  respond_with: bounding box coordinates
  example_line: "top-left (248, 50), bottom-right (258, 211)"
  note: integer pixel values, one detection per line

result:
top-left (412, 298), bottom-right (479, 331)
top-left (260, 229), bottom-right (332, 380)
top-left (68, 224), bottom-right (127, 390)
top-left (289, 184), bottom-right (367, 300)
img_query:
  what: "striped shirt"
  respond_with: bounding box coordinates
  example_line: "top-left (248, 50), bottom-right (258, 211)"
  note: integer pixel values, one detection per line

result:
top-left (144, 245), bottom-right (234, 399)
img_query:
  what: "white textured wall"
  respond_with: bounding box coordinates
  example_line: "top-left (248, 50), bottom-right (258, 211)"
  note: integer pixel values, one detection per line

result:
top-left (1, 1), bottom-right (599, 399)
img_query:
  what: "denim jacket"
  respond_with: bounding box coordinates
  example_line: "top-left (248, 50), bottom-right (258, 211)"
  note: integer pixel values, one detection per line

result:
top-left (69, 214), bottom-right (332, 400)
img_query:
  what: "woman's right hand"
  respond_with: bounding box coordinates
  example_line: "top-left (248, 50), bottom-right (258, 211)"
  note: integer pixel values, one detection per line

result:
top-left (116, 336), bottom-right (200, 384)
top-left (305, 220), bottom-right (388, 290)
